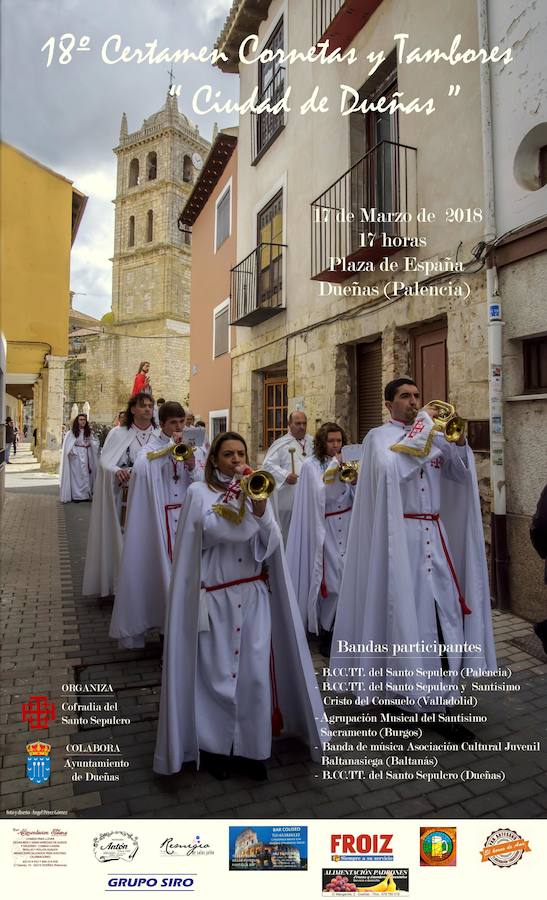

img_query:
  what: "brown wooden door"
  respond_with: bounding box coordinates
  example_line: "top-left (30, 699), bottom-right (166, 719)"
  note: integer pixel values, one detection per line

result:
top-left (412, 324), bottom-right (448, 403)
top-left (263, 376), bottom-right (288, 448)
top-left (356, 339), bottom-right (383, 440)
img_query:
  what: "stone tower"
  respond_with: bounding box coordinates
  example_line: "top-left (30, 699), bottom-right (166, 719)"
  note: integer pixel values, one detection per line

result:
top-left (85, 93), bottom-right (210, 422)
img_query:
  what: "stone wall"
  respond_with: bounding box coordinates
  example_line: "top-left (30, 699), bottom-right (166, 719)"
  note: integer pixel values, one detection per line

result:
top-left (501, 253), bottom-right (547, 620)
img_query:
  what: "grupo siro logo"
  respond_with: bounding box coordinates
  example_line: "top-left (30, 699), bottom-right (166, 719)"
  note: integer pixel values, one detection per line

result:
top-left (330, 833), bottom-right (394, 863)
top-left (480, 829), bottom-right (531, 868)
top-left (419, 827), bottom-right (457, 866)
top-left (106, 875), bottom-right (195, 892)
top-left (160, 835), bottom-right (213, 857)
top-left (93, 831), bottom-right (138, 862)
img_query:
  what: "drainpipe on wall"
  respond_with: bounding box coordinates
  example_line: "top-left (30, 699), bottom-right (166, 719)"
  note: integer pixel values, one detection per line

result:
top-left (478, 0), bottom-right (510, 610)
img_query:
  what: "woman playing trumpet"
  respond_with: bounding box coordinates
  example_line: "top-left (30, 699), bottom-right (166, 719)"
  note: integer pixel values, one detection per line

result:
top-left (286, 422), bottom-right (357, 656)
top-left (153, 431), bottom-right (325, 782)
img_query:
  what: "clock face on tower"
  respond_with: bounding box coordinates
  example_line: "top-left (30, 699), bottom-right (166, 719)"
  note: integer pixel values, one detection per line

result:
top-left (191, 152), bottom-right (203, 170)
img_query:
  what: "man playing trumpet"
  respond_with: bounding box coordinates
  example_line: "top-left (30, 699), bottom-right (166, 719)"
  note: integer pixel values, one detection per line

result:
top-left (110, 402), bottom-right (203, 649)
top-left (332, 378), bottom-right (496, 741)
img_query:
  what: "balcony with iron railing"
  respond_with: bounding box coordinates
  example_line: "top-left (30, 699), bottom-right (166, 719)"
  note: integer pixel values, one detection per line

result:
top-left (230, 243), bottom-right (287, 326)
top-left (312, 0), bottom-right (384, 51)
top-left (311, 140), bottom-right (418, 283)
top-left (251, 68), bottom-right (286, 164)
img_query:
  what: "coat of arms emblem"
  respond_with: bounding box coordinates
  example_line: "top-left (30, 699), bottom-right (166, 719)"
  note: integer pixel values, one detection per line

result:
top-left (26, 741), bottom-right (51, 784)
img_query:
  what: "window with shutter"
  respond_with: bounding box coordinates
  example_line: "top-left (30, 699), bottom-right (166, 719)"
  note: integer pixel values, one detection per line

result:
top-left (215, 185), bottom-right (231, 250)
top-left (356, 340), bottom-right (383, 440)
top-left (213, 301), bottom-right (230, 358)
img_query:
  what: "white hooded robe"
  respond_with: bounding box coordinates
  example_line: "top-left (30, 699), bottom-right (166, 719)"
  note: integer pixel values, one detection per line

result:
top-left (331, 417), bottom-right (497, 710)
top-left (59, 429), bottom-right (99, 502)
top-left (153, 480), bottom-right (327, 774)
top-left (109, 432), bottom-right (203, 648)
top-left (262, 431), bottom-right (314, 542)
top-left (286, 455), bottom-right (355, 634)
top-left (82, 423), bottom-right (158, 598)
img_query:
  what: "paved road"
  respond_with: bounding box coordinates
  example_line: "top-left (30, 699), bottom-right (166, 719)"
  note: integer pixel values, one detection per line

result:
top-left (1, 445), bottom-right (546, 819)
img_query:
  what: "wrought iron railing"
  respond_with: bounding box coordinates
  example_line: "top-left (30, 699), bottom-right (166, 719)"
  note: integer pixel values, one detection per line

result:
top-left (231, 243), bottom-right (287, 326)
top-left (310, 140), bottom-right (417, 279)
top-left (312, 0), bottom-right (345, 46)
top-left (251, 68), bottom-right (286, 164)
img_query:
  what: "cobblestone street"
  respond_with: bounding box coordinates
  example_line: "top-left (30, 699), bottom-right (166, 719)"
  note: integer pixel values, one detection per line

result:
top-left (1, 445), bottom-right (546, 820)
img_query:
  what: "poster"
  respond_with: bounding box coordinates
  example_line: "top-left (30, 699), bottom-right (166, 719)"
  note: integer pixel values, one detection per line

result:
top-left (1, 0), bottom-right (546, 898)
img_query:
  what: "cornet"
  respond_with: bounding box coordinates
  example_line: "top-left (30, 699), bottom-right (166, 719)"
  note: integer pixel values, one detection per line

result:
top-left (427, 401), bottom-right (466, 442)
top-left (147, 442), bottom-right (195, 462)
top-left (323, 461), bottom-right (360, 484)
top-left (239, 469), bottom-right (276, 501)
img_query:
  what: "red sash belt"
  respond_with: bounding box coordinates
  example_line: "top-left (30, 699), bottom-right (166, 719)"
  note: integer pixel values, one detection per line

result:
top-left (325, 506), bottom-right (352, 518)
top-left (203, 571), bottom-right (269, 593)
top-left (404, 513), bottom-right (471, 615)
top-left (164, 503), bottom-right (182, 561)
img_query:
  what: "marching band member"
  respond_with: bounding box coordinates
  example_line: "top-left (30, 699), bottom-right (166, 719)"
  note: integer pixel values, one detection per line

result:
top-left (332, 379), bottom-right (497, 738)
top-left (59, 414), bottom-right (99, 503)
top-left (262, 411), bottom-right (313, 543)
top-left (83, 392), bottom-right (158, 598)
top-left (286, 422), bottom-right (357, 657)
top-left (109, 402), bottom-right (203, 649)
top-left (153, 431), bottom-right (325, 781)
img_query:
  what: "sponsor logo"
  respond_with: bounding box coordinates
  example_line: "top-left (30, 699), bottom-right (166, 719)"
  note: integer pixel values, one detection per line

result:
top-left (26, 741), bottom-right (51, 784)
top-left (160, 835), bottom-right (213, 856)
top-left (480, 829), bottom-right (531, 867)
top-left (331, 833), bottom-right (394, 863)
top-left (106, 876), bottom-right (194, 891)
top-left (420, 827), bottom-right (456, 866)
top-left (322, 868), bottom-right (409, 896)
top-left (22, 696), bottom-right (56, 730)
top-left (94, 831), bottom-right (138, 863)
top-left (229, 825), bottom-right (308, 870)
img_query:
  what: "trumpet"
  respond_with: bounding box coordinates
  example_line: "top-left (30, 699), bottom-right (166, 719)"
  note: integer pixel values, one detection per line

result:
top-left (147, 442), bottom-right (195, 462)
top-left (427, 400), bottom-right (466, 442)
top-left (239, 469), bottom-right (276, 501)
top-left (323, 460), bottom-right (360, 484)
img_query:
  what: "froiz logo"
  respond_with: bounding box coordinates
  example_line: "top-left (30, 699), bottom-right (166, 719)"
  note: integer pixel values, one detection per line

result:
top-left (331, 834), bottom-right (394, 857)
top-left (160, 835), bottom-right (213, 856)
top-left (94, 831), bottom-right (138, 862)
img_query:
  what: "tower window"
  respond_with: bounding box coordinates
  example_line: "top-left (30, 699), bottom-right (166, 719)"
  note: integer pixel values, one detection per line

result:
top-left (129, 158), bottom-right (139, 187)
top-left (183, 155), bottom-right (193, 183)
top-left (147, 209), bottom-right (153, 242)
top-left (128, 215), bottom-right (135, 247)
top-left (147, 151), bottom-right (157, 181)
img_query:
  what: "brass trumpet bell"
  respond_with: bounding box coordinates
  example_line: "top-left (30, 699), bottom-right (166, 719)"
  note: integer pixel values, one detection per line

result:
top-left (147, 442), bottom-right (195, 462)
top-left (239, 469), bottom-right (276, 501)
top-left (429, 400), bottom-right (465, 443)
top-left (323, 460), bottom-right (360, 484)
top-left (339, 461), bottom-right (359, 483)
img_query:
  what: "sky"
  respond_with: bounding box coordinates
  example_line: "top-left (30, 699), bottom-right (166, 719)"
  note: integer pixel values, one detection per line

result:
top-left (1, 0), bottom-right (237, 319)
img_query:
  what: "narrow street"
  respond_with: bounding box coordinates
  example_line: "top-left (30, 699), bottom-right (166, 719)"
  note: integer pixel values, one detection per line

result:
top-left (1, 444), bottom-right (547, 819)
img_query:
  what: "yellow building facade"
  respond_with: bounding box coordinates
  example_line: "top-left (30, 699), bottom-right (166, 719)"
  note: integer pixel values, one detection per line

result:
top-left (0, 142), bottom-right (86, 473)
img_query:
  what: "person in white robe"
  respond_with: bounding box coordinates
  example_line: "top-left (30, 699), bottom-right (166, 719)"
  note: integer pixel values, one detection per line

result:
top-left (109, 402), bottom-right (203, 649)
top-left (286, 422), bottom-right (357, 657)
top-left (83, 392), bottom-right (158, 598)
top-left (59, 414), bottom-right (99, 502)
top-left (262, 411), bottom-right (314, 543)
top-left (332, 378), bottom-right (497, 740)
top-left (153, 431), bottom-right (327, 782)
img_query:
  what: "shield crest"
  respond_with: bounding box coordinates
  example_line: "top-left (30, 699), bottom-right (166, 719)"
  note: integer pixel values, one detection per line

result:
top-left (26, 741), bottom-right (51, 784)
